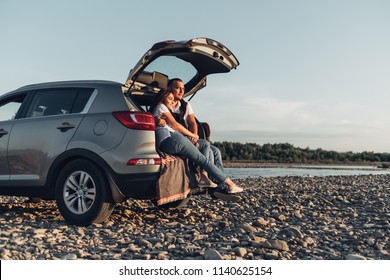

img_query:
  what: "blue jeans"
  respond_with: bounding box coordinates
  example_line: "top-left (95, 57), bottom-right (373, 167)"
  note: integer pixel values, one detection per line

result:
top-left (207, 145), bottom-right (224, 182)
top-left (209, 145), bottom-right (224, 172)
top-left (197, 139), bottom-right (210, 172)
top-left (159, 132), bottom-right (228, 183)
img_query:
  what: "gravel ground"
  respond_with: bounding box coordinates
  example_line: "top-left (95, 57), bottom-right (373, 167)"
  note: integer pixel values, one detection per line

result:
top-left (0, 174), bottom-right (389, 260)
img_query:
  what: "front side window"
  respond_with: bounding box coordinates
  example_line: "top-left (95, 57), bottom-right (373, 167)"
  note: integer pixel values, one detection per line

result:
top-left (26, 88), bottom-right (93, 118)
top-left (0, 95), bottom-right (25, 122)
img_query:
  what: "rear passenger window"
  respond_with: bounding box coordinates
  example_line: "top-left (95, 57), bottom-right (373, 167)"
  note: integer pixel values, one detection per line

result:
top-left (72, 89), bottom-right (94, 113)
top-left (26, 88), bottom-right (94, 118)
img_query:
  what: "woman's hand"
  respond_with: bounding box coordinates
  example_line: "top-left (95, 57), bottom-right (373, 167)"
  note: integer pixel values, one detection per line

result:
top-left (188, 134), bottom-right (199, 147)
top-left (191, 134), bottom-right (199, 142)
top-left (155, 116), bottom-right (167, 127)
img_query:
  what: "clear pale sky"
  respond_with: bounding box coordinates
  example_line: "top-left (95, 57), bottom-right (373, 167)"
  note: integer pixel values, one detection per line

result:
top-left (1, 0), bottom-right (389, 153)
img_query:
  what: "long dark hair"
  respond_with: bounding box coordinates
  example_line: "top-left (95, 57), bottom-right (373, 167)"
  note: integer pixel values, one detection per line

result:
top-left (149, 89), bottom-right (172, 113)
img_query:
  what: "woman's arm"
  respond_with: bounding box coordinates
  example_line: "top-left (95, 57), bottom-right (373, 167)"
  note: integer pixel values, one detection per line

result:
top-left (162, 111), bottom-right (199, 140)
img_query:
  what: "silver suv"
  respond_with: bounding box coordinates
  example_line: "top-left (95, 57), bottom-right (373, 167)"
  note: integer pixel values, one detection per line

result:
top-left (0, 38), bottom-right (239, 225)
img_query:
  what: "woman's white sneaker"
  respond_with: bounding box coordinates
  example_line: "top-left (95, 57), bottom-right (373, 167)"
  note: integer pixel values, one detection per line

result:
top-left (227, 185), bottom-right (243, 194)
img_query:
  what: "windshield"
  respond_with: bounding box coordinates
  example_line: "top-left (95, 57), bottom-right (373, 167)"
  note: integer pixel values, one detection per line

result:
top-left (143, 56), bottom-right (198, 84)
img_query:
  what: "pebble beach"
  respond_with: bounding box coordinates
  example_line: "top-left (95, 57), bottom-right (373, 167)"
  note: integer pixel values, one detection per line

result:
top-left (0, 174), bottom-right (389, 260)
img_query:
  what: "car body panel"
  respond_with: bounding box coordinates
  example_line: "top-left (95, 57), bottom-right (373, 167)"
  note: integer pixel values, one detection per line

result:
top-left (0, 122), bottom-right (12, 186)
top-left (66, 112), bottom-right (128, 154)
top-left (8, 114), bottom-right (83, 186)
top-left (99, 128), bottom-right (159, 174)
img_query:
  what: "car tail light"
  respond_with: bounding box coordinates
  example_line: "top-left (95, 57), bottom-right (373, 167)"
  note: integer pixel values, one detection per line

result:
top-left (113, 111), bottom-right (155, 131)
top-left (127, 158), bottom-right (162, 166)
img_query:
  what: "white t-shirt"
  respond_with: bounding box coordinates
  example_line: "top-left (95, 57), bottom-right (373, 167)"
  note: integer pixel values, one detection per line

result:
top-left (152, 103), bottom-right (175, 147)
top-left (171, 100), bottom-right (194, 127)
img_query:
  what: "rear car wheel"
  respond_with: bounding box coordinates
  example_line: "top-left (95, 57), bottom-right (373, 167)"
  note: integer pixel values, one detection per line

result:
top-left (55, 159), bottom-right (114, 226)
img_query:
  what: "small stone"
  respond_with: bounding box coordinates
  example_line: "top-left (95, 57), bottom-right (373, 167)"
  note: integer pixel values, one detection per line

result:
top-left (193, 234), bottom-right (208, 241)
top-left (128, 245), bottom-right (142, 253)
top-left (379, 250), bottom-right (389, 256)
top-left (276, 214), bottom-right (286, 221)
top-left (253, 218), bottom-right (268, 227)
top-left (262, 240), bottom-right (289, 251)
top-left (34, 229), bottom-right (47, 234)
top-left (136, 239), bottom-right (153, 247)
top-left (264, 252), bottom-right (279, 260)
top-left (62, 253), bottom-right (77, 260)
top-left (253, 248), bottom-right (264, 255)
top-left (204, 249), bottom-right (224, 260)
top-left (112, 253), bottom-right (121, 259)
top-left (144, 214), bottom-right (156, 219)
top-left (231, 237), bottom-right (240, 244)
top-left (304, 237), bottom-right (316, 246)
top-left (363, 224), bottom-right (376, 228)
top-left (233, 247), bottom-right (247, 257)
top-left (207, 213), bottom-right (218, 220)
top-left (253, 236), bottom-right (267, 243)
top-left (366, 238), bottom-right (375, 246)
top-left (338, 224), bottom-right (348, 230)
top-left (157, 252), bottom-right (169, 260)
top-left (12, 238), bottom-right (25, 246)
top-left (293, 211), bottom-right (303, 219)
top-left (183, 209), bottom-right (192, 216)
top-left (76, 228), bottom-right (85, 236)
top-left (240, 223), bottom-right (257, 233)
top-left (278, 227), bottom-right (304, 238)
top-left (345, 254), bottom-right (366, 260)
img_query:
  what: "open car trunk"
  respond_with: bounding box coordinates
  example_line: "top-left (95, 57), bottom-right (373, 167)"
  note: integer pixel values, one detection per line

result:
top-left (123, 37), bottom-right (239, 110)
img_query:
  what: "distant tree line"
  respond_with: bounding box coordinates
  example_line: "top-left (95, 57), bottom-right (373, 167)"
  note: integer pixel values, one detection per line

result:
top-left (212, 142), bottom-right (390, 164)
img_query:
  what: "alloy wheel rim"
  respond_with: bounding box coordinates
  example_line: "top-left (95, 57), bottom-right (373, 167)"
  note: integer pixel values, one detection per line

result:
top-left (63, 171), bottom-right (96, 214)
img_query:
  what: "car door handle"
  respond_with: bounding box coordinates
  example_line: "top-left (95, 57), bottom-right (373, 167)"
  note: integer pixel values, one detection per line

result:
top-left (0, 129), bottom-right (9, 137)
top-left (56, 122), bottom-right (75, 131)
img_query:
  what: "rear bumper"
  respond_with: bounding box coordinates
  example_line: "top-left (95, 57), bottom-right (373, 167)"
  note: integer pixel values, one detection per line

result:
top-left (109, 171), bottom-right (160, 200)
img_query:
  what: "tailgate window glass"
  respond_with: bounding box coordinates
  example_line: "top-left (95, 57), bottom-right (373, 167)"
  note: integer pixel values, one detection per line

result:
top-left (144, 56), bottom-right (197, 84)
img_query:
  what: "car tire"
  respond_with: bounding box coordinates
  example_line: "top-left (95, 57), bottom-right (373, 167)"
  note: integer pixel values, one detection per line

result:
top-left (55, 159), bottom-right (115, 226)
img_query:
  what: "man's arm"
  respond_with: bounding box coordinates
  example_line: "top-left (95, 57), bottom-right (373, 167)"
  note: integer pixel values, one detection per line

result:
top-left (187, 113), bottom-right (198, 135)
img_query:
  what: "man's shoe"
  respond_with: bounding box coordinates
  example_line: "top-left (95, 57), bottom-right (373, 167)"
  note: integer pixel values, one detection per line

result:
top-left (191, 186), bottom-right (207, 195)
top-left (209, 186), bottom-right (241, 202)
top-left (213, 191), bottom-right (242, 202)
